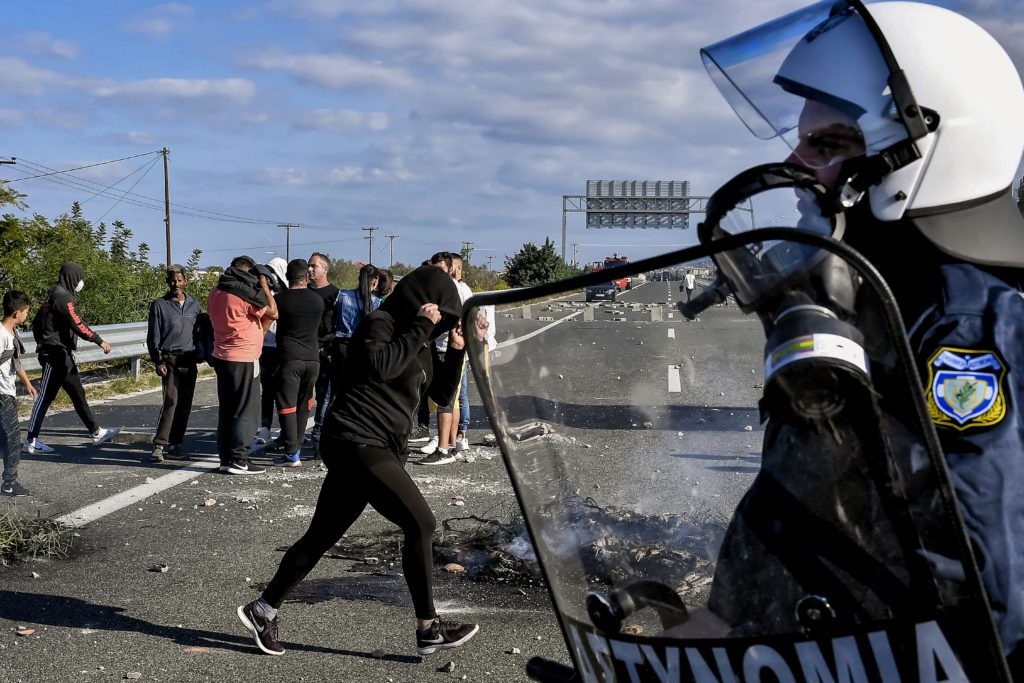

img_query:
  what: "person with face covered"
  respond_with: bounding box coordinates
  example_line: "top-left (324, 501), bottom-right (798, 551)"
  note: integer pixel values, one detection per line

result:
top-left (24, 262), bottom-right (120, 454)
top-left (237, 265), bottom-right (480, 657)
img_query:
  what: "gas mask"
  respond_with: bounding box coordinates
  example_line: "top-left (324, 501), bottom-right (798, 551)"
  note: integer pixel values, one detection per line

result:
top-left (681, 162), bottom-right (869, 421)
top-left (75, 280), bottom-right (85, 293)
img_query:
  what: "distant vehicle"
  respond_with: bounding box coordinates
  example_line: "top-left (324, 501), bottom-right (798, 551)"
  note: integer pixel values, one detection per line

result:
top-left (585, 280), bottom-right (617, 302)
top-left (602, 254), bottom-right (630, 290)
top-left (634, 273), bottom-right (647, 285)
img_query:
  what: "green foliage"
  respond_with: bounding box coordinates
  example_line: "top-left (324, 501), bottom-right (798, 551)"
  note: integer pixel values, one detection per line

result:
top-left (389, 261), bottom-right (416, 277)
top-left (327, 258), bottom-right (361, 290)
top-left (462, 263), bottom-right (505, 293)
top-left (0, 187), bottom-right (214, 323)
top-left (503, 238), bottom-right (582, 288)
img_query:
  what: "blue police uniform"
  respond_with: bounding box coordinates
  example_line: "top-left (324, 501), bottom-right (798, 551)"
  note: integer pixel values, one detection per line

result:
top-left (910, 263), bottom-right (1024, 655)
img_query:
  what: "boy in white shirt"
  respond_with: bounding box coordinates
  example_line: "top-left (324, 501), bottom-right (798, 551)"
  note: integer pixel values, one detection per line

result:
top-left (1, 291), bottom-right (38, 496)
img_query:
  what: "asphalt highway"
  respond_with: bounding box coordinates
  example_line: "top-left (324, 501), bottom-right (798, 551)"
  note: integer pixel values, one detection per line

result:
top-left (0, 280), bottom-right (767, 682)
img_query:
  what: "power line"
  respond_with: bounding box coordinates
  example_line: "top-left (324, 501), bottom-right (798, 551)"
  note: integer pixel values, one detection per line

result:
top-left (3, 150), bottom-right (161, 182)
top-left (96, 156), bottom-right (162, 222)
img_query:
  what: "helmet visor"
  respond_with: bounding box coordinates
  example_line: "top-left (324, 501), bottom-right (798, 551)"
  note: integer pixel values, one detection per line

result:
top-left (701, 0), bottom-right (895, 169)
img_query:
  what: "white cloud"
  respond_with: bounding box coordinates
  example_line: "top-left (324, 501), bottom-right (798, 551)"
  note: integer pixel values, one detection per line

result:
top-left (89, 78), bottom-right (256, 103)
top-left (122, 18), bottom-right (176, 37)
top-left (16, 31), bottom-right (79, 59)
top-left (265, 0), bottom-right (396, 19)
top-left (294, 109), bottom-right (390, 132)
top-left (0, 57), bottom-right (74, 96)
top-left (122, 3), bottom-right (194, 37)
top-left (258, 167), bottom-right (312, 186)
top-left (0, 109), bottom-right (25, 127)
top-left (246, 53), bottom-right (413, 89)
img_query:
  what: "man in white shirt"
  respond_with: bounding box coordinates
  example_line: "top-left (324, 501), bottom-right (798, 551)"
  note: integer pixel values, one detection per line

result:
top-left (682, 269), bottom-right (697, 303)
top-left (419, 254), bottom-right (472, 464)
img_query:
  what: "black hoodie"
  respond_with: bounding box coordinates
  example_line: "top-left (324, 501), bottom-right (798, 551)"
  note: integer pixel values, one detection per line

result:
top-left (325, 265), bottom-right (463, 453)
top-left (32, 262), bottom-right (104, 353)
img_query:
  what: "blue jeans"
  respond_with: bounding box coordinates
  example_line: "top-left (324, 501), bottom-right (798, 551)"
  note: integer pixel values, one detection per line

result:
top-left (457, 367), bottom-right (469, 434)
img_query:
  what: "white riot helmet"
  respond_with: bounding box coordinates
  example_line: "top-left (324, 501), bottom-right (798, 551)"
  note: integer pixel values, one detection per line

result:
top-left (701, 0), bottom-right (1024, 267)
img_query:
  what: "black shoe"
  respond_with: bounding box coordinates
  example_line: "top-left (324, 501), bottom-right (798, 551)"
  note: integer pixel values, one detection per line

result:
top-left (1, 482), bottom-right (29, 497)
top-left (408, 425), bottom-right (432, 443)
top-left (237, 601), bottom-right (284, 656)
top-left (165, 445), bottom-right (189, 461)
top-left (416, 449), bottom-right (455, 466)
top-left (416, 618), bottom-right (480, 655)
top-left (227, 460), bottom-right (265, 475)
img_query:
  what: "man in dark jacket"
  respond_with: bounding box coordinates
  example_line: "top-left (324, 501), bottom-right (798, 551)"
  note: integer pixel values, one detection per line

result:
top-left (146, 264), bottom-right (201, 463)
top-left (24, 262), bottom-right (120, 454)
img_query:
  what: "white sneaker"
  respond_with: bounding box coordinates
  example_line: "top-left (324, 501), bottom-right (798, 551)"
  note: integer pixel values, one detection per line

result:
top-left (419, 436), bottom-right (439, 455)
top-left (254, 427), bottom-right (271, 444)
top-left (23, 438), bottom-right (54, 454)
top-left (91, 427), bottom-right (120, 445)
top-left (455, 438), bottom-right (470, 453)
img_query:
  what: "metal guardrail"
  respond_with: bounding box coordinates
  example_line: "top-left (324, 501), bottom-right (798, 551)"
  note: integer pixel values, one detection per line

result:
top-left (18, 322), bottom-right (150, 376)
top-left (9, 287), bottom-right (537, 378)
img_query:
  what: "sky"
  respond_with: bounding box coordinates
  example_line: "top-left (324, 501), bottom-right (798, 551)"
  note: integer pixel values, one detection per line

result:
top-left (2, 0), bottom-right (1021, 271)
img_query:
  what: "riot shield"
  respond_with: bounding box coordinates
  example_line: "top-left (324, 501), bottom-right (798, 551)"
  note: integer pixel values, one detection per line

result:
top-left (464, 231), bottom-right (1010, 683)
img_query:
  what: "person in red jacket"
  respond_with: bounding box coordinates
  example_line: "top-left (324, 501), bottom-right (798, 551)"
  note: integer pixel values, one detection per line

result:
top-left (24, 262), bottom-right (120, 454)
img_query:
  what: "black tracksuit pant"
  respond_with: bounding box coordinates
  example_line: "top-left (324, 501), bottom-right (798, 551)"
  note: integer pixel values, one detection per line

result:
top-left (259, 346), bottom-right (280, 430)
top-left (262, 439), bottom-right (438, 620)
top-left (275, 359), bottom-right (318, 454)
top-left (153, 353), bottom-right (197, 448)
top-left (213, 358), bottom-right (260, 466)
top-left (27, 347), bottom-right (99, 440)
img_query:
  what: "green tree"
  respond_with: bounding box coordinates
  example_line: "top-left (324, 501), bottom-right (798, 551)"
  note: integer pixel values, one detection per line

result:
top-left (503, 238), bottom-right (581, 288)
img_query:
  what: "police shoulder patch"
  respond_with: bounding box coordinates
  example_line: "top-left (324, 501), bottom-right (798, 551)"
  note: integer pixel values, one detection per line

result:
top-left (925, 346), bottom-right (1008, 432)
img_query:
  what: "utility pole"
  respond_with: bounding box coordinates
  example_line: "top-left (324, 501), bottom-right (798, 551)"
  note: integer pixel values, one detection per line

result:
top-left (485, 255), bottom-right (495, 271)
top-left (161, 148), bottom-right (171, 266)
top-left (362, 226), bottom-right (379, 264)
top-left (385, 233), bottom-right (399, 268)
top-left (277, 223), bottom-right (300, 261)
top-left (0, 158), bottom-right (15, 166)
top-left (461, 241), bottom-right (473, 263)
top-left (571, 242), bottom-right (579, 268)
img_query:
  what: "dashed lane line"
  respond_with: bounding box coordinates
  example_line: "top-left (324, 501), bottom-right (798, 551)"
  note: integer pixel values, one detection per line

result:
top-left (668, 328), bottom-right (676, 339)
top-left (668, 365), bottom-right (682, 393)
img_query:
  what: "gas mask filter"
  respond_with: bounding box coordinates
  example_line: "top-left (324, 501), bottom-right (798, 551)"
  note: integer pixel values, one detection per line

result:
top-left (75, 280), bottom-right (85, 293)
top-left (693, 163), bottom-right (870, 420)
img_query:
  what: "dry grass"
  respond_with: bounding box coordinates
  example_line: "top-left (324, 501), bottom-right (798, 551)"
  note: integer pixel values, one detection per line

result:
top-left (0, 508), bottom-right (73, 566)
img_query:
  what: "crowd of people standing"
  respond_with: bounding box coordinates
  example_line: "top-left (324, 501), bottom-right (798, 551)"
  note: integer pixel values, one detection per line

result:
top-left (1, 250), bottom-right (490, 657)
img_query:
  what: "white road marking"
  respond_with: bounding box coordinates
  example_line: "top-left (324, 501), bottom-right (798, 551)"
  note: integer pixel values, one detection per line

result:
top-left (495, 311), bottom-right (582, 349)
top-left (668, 329), bottom-right (676, 339)
top-left (57, 461), bottom-right (220, 528)
top-left (668, 312), bottom-right (674, 319)
top-left (668, 365), bottom-right (681, 393)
